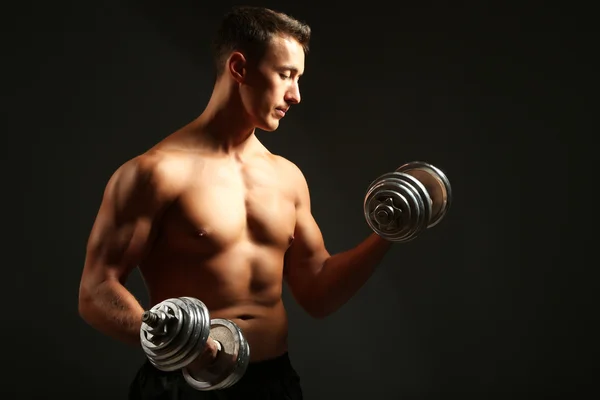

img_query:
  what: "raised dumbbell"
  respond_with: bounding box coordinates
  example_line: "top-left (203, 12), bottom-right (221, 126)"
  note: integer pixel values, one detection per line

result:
top-left (364, 161), bottom-right (452, 242)
top-left (139, 297), bottom-right (250, 391)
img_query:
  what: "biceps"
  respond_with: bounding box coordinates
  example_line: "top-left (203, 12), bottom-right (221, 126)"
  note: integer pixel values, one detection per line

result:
top-left (91, 217), bottom-right (152, 267)
top-left (288, 210), bottom-right (329, 275)
top-left (84, 205), bottom-right (155, 284)
top-left (82, 158), bottom-right (167, 285)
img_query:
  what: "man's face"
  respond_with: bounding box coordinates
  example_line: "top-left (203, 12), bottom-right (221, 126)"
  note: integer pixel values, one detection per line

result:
top-left (240, 35), bottom-right (304, 131)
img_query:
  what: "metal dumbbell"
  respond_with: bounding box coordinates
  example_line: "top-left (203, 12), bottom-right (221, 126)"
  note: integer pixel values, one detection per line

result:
top-left (139, 297), bottom-right (250, 391)
top-left (364, 161), bottom-right (452, 242)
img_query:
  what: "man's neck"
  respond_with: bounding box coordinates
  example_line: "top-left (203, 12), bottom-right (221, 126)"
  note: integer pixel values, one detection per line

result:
top-left (192, 81), bottom-right (258, 155)
top-left (193, 112), bottom-right (256, 155)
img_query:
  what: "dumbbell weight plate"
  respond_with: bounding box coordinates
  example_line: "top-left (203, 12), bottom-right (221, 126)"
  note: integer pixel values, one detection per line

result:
top-left (140, 297), bottom-right (211, 372)
top-left (182, 318), bottom-right (250, 391)
top-left (364, 171), bottom-right (431, 242)
top-left (367, 188), bottom-right (414, 240)
top-left (390, 172), bottom-right (431, 238)
top-left (396, 161), bottom-right (452, 228)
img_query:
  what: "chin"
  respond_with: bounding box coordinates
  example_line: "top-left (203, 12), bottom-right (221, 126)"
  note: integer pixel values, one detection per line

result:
top-left (258, 118), bottom-right (280, 132)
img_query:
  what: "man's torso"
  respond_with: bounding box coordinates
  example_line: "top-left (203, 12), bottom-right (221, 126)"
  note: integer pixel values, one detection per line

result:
top-left (138, 138), bottom-right (299, 362)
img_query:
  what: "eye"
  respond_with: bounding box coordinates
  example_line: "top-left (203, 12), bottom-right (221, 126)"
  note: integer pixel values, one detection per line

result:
top-left (279, 73), bottom-right (290, 79)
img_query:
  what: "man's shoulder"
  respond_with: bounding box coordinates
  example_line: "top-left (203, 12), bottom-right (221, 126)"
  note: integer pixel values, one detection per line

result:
top-left (113, 148), bottom-right (191, 194)
top-left (268, 155), bottom-right (311, 204)
top-left (270, 154), bottom-right (307, 183)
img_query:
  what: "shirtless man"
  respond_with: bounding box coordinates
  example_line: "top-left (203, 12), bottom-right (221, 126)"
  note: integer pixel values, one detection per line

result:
top-left (78, 6), bottom-right (393, 399)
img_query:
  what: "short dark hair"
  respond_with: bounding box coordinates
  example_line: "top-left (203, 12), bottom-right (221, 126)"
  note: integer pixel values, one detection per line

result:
top-left (212, 6), bottom-right (311, 76)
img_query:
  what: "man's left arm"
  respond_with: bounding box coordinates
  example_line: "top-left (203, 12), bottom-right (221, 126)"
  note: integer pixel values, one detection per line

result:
top-left (283, 165), bottom-right (393, 319)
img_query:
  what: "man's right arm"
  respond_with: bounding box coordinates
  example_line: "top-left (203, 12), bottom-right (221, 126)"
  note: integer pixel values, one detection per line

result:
top-left (78, 154), bottom-right (177, 346)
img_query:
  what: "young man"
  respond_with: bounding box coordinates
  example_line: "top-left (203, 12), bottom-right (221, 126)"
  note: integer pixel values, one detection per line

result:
top-left (78, 6), bottom-right (393, 399)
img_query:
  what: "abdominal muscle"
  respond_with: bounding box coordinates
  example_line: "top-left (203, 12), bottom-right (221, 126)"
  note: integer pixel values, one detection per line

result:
top-left (139, 240), bottom-right (291, 363)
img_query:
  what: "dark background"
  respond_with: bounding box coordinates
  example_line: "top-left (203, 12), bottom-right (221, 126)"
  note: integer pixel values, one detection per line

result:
top-left (7, 0), bottom-right (590, 399)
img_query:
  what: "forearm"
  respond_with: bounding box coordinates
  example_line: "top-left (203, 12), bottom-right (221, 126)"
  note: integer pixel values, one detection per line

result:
top-left (313, 233), bottom-right (392, 317)
top-left (79, 279), bottom-right (145, 346)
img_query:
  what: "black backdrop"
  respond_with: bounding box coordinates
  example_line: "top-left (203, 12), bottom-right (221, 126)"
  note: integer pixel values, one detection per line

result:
top-left (7, 1), bottom-right (589, 399)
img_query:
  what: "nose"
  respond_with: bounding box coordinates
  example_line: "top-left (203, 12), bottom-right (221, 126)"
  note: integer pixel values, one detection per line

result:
top-left (285, 81), bottom-right (301, 105)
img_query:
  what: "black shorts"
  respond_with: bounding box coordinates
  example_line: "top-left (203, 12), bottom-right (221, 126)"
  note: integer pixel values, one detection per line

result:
top-left (128, 352), bottom-right (303, 400)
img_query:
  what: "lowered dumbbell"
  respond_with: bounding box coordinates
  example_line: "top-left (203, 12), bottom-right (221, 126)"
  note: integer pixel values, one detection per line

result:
top-left (139, 297), bottom-right (250, 391)
top-left (364, 161), bottom-right (452, 242)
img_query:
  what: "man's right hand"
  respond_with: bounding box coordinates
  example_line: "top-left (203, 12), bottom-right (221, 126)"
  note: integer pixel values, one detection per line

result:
top-left (189, 337), bottom-right (222, 371)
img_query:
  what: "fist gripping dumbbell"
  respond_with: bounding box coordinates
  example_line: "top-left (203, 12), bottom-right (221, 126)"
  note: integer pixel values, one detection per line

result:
top-left (364, 161), bottom-right (452, 242)
top-left (139, 297), bottom-right (250, 391)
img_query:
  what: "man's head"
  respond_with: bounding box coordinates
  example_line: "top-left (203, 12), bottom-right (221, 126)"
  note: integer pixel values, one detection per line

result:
top-left (212, 6), bottom-right (311, 131)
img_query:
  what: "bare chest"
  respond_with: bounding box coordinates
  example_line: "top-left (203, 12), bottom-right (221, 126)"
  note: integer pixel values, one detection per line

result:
top-left (165, 159), bottom-right (297, 249)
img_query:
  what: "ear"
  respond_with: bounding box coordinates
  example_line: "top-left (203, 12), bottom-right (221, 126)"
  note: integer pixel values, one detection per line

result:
top-left (228, 51), bottom-right (247, 83)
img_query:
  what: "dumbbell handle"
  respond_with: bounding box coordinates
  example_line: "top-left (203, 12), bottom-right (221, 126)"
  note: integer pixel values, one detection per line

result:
top-left (141, 309), bottom-right (173, 335)
top-left (142, 310), bottom-right (163, 326)
top-left (185, 336), bottom-right (223, 378)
